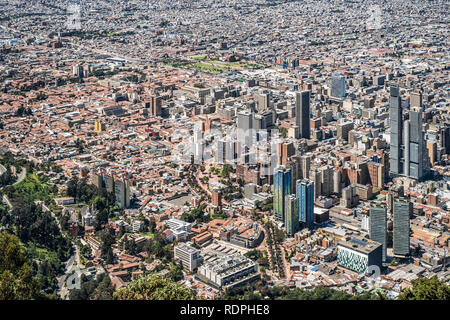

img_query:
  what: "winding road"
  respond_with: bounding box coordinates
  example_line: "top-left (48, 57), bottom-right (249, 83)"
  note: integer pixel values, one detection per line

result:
top-left (1, 166), bottom-right (27, 209)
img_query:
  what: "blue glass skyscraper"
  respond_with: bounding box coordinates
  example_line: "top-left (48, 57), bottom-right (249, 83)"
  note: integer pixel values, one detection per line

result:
top-left (274, 166), bottom-right (292, 222)
top-left (297, 179), bottom-right (314, 229)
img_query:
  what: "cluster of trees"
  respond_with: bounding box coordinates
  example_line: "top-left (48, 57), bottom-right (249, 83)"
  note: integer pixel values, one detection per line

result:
top-left (223, 280), bottom-right (382, 300)
top-left (99, 227), bottom-right (116, 265)
top-left (26, 243), bottom-right (67, 296)
top-left (186, 166), bottom-right (211, 202)
top-left (398, 276), bottom-right (450, 300)
top-left (69, 274), bottom-right (116, 300)
top-left (244, 249), bottom-right (269, 269)
top-left (121, 235), bottom-right (138, 255)
top-left (4, 194), bottom-right (72, 262)
top-left (0, 163), bottom-right (76, 297)
top-left (0, 232), bottom-right (41, 299)
top-left (4, 172), bottom-right (57, 204)
top-left (66, 176), bottom-right (118, 231)
top-left (0, 152), bottom-right (34, 176)
top-left (270, 285), bottom-right (382, 300)
top-left (113, 274), bottom-right (193, 300)
top-left (211, 209), bottom-right (229, 220)
top-left (0, 165), bottom-right (15, 187)
top-left (67, 176), bottom-right (113, 205)
top-left (180, 204), bottom-right (208, 223)
top-left (15, 105), bottom-right (33, 117)
top-left (141, 231), bottom-right (173, 262)
top-left (223, 276), bottom-right (450, 301)
top-left (264, 222), bottom-right (285, 278)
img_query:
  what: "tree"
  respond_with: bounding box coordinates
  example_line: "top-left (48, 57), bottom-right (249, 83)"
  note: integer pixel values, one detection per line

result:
top-left (169, 262), bottom-right (184, 282)
top-left (398, 276), bottom-right (450, 300)
top-left (113, 274), bottom-right (193, 300)
top-left (0, 232), bottom-right (40, 299)
top-left (100, 227), bottom-right (116, 264)
top-left (66, 176), bottom-right (79, 199)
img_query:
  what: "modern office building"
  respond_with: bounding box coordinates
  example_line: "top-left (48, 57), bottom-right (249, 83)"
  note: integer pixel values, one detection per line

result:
top-left (284, 194), bottom-right (299, 236)
top-left (197, 254), bottom-right (259, 289)
top-left (149, 95), bottom-right (162, 116)
top-left (337, 236), bottom-right (382, 274)
top-left (237, 110), bottom-right (253, 148)
top-left (389, 87), bottom-right (429, 180)
top-left (408, 95), bottom-right (429, 180)
top-left (274, 166), bottom-right (292, 222)
top-left (174, 243), bottom-right (202, 272)
top-left (369, 203), bottom-right (387, 263)
top-left (297, 178), bottom-right (314, 228)
top-left (295, 90), bottom-right (310, 139)
top-left (393, 198), bottom-right (412, 257)
top-left (330, 73), bottom-right (346, 98)
top-left (390, 86), bottom-right (403, 176)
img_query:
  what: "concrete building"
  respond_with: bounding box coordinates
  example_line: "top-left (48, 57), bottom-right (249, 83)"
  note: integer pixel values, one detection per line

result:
top-left (174, 243), bottom-right (202, 272)
top-left (197, 254), bottom-right (259, 289)
top-left (337, 236), bottom-right (382, 274)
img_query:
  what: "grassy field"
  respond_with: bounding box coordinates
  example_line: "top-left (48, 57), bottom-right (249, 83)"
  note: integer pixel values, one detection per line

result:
top-left (13, 172), bottom-right (55, 201)
top-left (141, 232), bottom-right (154, 238)
top-left (162, 56), bottom-right (265, 75)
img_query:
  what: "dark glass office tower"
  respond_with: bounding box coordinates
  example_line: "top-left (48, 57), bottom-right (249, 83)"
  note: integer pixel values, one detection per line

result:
top-left (295, 91), bottom-right (310, 139)
top-left (393, 198), bottom-right (412, 257)
top-left (389, 86), bottom-right (403, 176)
top-left (369, 203), bottom-right (387, 263)
top-left (408, 92), bottom-right (429, 180)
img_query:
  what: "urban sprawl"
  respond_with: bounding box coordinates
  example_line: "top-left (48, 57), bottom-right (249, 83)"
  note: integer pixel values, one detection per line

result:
top-left (0, 0), bottom-right (449, 300)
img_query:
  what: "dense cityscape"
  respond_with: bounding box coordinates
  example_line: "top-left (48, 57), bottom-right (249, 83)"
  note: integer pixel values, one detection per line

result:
top-left (0, 0), bottom-right (449, 302)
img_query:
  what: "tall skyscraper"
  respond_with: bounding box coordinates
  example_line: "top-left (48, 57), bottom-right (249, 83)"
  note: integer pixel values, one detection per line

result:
top-left (150, 95), bottom-right (162, 116)
top-left (393, 198), bottom-right (412, 257)
top-left (389, 86), bottom-right (403, 176)
top-left (333, 168), bottom-right (342, 195)
top-left (408, 93), bottom-right (429, 180)
top-left (113, 175), bottom-right (130, 209)
top-left (215, 139), bottom-right (226, 164)
top-left (255, 92), bottom-right (270, 111)
top-left (284, 194), bottom-right (299, 236)
top-left (274, 166), bottom-right (292, 222)
top-left (330, 73), bottom-right (346, 98)
top-left (389, 88), bottom-right (429, 181)
top-left (300, 155), bottom-right (311, 179)
top-left (237, 110), bottom-right (253, 149)
top-left (369, 203), bottom-right (387, 263)
top-left (297, 179), bottom-right (314, 229)
top-left (319, 165), bottom-right (333, 196)
top-left (295, 91), bottom-right (310, 139)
